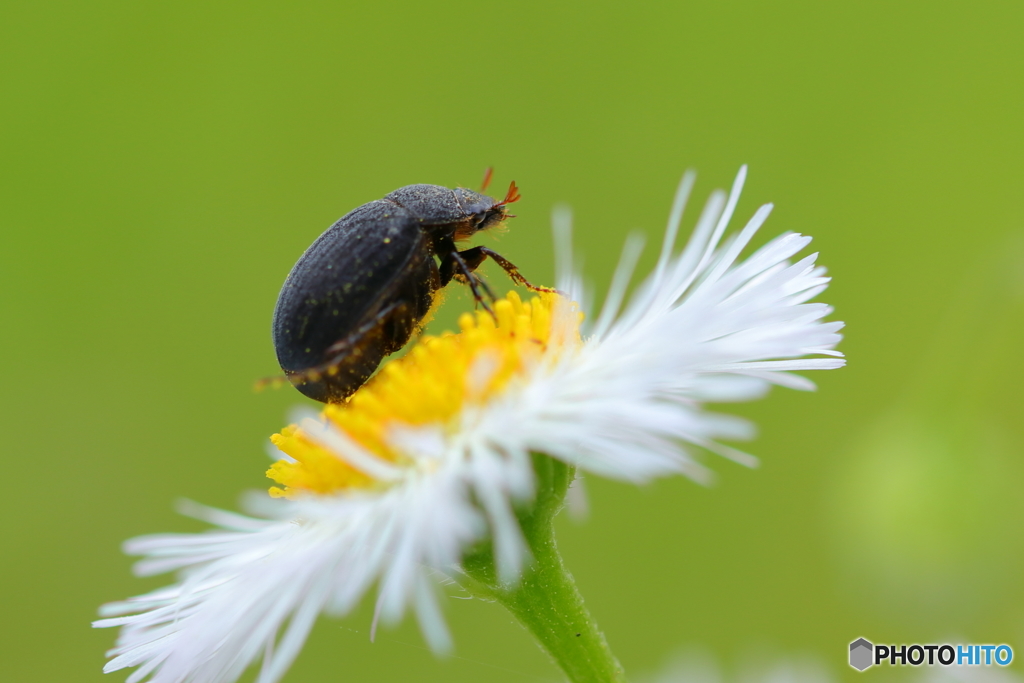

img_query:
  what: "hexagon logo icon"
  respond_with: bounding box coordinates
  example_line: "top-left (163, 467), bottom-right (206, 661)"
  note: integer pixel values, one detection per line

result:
top-left (850, 638), bottom-right (873, 671)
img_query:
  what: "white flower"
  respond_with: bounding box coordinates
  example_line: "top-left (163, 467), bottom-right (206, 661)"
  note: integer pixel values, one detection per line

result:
top-left (95, 166), bottom-right (844, 683)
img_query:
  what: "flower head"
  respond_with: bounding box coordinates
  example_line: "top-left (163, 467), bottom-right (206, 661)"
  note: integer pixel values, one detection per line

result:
top-left (95, 167), bottom-right (844, 683)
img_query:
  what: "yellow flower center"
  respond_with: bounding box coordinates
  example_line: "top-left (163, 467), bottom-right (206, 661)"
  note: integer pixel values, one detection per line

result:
top-left (267, 291), bottom-right (579, 499)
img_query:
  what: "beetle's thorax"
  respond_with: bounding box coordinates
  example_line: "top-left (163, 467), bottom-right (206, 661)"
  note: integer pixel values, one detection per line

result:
top-left (384, 183), bottom-right (507, 247)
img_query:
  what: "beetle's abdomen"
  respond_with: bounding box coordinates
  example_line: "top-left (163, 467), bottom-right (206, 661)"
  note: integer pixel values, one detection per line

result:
top-left (272, 200), bottom-right (438, 402)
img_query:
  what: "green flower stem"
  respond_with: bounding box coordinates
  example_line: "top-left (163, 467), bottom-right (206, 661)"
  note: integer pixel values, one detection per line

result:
top-left (461, 455), bottom-right (626, 683)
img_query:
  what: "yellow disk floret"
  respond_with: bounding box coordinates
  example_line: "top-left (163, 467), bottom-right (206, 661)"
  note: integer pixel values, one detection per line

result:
top-left (268, 291), bottom-right (578, 498)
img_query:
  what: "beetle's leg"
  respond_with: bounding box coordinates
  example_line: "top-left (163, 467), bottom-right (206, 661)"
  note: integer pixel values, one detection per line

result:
top-left (454, 270), bottom-right (497, 301)
top-left (299, 300), bottom-right (409, 388)
top-left (438, 250), bottom-right (459, 286)
top-left (452, 251), bottom-right (497, 315)
top-left (452, 249), bottom-right (498, 299)
top-left (256, 300), bottom-right (409, 396)
top-left (457, 246), bottom-right (559, 294)
top-left (324, 299), bottom-right (408, 356)
top-left (440, 250), bottom-right (496, 316)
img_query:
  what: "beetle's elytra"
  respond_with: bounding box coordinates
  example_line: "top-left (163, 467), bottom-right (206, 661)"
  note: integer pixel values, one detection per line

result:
top-left (271, 176), bottom-right (551, 403)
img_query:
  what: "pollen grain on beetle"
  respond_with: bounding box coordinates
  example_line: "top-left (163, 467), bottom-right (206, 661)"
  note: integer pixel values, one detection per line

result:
top-left (267, 290), bottom-right (580, 499)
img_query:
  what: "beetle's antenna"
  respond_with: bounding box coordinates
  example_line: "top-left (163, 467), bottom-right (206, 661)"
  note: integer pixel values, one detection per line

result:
top-left (480, 167), bottom-right (494, 192)
top-left (496, 181), bottom-right (521, 206)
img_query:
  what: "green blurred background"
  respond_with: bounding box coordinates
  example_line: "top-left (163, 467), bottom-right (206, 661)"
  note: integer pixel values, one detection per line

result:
top-left (2, 1), bottom-right (1023, 681)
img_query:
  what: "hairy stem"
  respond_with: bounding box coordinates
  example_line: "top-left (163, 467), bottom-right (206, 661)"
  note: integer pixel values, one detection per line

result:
top-left (461, 455), bottom-right (626, 683)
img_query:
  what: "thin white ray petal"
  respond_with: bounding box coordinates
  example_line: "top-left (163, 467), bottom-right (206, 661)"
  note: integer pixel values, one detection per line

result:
top-left (652, 170), bottom-right (697, 286)
top-left (414, 573), bottom-right (453, 654)
top-left (591, 233), bottom-right (646, 340)
top-left (702, 203), bottom-right (774, 285)
top-left (298, 414), bottom-right (404, 482)
top-left (693, 165), bottom-right (748, 281)
top-left (552, 204), bottom-right (578, 297)
top-left (670, 189), bottom-right (728, 293)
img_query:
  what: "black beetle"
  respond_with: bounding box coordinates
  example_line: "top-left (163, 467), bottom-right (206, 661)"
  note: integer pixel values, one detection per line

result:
top-left (270, 176), bottom-right (551, 403)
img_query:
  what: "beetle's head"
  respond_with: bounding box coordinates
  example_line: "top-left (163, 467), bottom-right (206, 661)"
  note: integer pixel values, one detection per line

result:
top-left (454, 181), bottom-right (521, 239)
